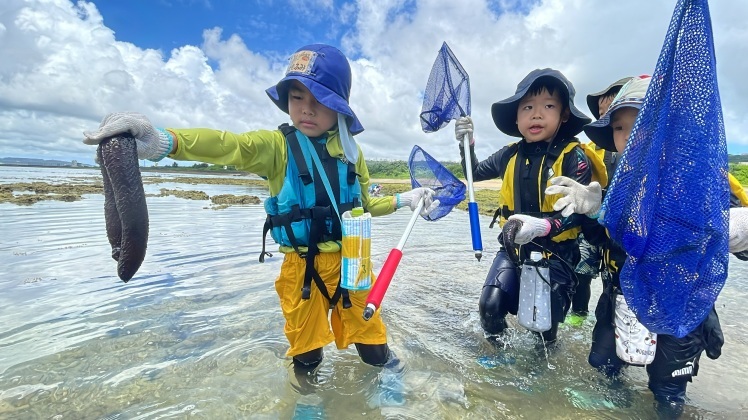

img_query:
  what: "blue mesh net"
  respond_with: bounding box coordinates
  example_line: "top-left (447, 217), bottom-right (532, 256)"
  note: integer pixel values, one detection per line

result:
top-left (599, 0), bottom-right (729, 338)
top-left (408, 145), bottom-right (466, 221)
top-left (420, 42), bottom-right (470, 133)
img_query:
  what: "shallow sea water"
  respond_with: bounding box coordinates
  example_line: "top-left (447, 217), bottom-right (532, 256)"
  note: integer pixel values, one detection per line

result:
top-left (1, 166), bottom-right (746, 419)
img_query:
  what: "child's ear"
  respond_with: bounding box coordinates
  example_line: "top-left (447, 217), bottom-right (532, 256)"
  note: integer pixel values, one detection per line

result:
top-left (561, 108), bottom-right (570, 123)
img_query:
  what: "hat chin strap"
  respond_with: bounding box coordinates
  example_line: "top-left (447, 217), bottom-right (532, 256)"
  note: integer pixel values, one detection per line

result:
top-left (542, 119), bottom-right (563, 145)
top-left (338, 113), bottom-right (358, 164)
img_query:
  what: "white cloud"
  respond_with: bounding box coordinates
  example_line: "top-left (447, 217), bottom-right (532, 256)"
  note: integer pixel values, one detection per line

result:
top-left (0, 0), bottom-right (746, 166)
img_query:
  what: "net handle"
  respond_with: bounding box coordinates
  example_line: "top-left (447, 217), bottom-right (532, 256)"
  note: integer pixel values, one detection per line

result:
top-left (362, 197), bottom-right (424, 321)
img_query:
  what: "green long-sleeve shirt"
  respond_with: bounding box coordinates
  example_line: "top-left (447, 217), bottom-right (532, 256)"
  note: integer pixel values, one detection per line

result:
top-left (167, 127), bottom-right (396, 253)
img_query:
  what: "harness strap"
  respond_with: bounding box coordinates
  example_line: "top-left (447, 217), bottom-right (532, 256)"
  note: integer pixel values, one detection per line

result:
top-left (302, 205), bottom-right (331, 299)
top-left (514, 144), bottom-right (525, 214)
top-left (540, 137), bottom-right (575, 204)
top-left (489, 143), bottom-right (519, 229)
top-left (303, 139), bottom-right (354, 306)
top-left (307, 266), bottom-right (352, 309)
top-left (260, 206), bottom-right (311, 262)
top-left (300, 205), bottom-right (351, 308)
top-left (347, 162), bottom-right (358, 187)
top-left (281, 123), bottom-right (313, 185)
top-left (259, 215), bottom-right (273, 262)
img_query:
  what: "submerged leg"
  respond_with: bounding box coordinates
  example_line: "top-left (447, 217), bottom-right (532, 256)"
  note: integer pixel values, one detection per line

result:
top-left (361, 346), bottom-right (405, 407)
top-left (479, 286), bottom-right (510, 335)
top-left (291, 348), bottom-right (324, 395)
top-left (571, 274), bottom-right (593, 315)
top-left (355, 343), bottom-right (390, 367)
top-left (589, 292), bottom-right (625, 377)
top-left (479, 250), bottom-right (519, 337)
top-left (649, 378), bottom-right (687, 419)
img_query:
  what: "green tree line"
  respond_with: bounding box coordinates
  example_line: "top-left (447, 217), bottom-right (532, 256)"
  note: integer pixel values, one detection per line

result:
top-left (366, 160), bottom-right (463, 179)
top-left (144, 158), bottom-right (748, 187)
top-left (730, 164), bottom-right (748, 185)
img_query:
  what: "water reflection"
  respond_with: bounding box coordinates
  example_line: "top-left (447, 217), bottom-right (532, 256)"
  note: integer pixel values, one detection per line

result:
top-left (0, 167), bottom-right (746, 418)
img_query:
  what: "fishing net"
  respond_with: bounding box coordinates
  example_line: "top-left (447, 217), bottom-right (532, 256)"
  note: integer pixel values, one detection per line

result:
top-left (408, 145), bottom-right (465, 221)
top-left (420, 42), bottom-right (470, 133)
top-left (599, 0), bottom-right (729, 338)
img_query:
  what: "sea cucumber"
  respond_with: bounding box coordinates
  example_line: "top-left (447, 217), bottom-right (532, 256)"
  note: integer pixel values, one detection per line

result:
top-left (501, 218), bottom-right (523, 264)
top-left (97, 135), bottom-right (148, 282)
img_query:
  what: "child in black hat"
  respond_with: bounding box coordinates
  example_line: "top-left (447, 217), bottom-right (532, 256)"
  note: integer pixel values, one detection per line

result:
top-left (455, 68), bottom-right (593, 346)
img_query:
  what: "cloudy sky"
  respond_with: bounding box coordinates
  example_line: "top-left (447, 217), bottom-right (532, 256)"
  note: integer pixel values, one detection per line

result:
top-left (1, 0), bottom-right (747, 166)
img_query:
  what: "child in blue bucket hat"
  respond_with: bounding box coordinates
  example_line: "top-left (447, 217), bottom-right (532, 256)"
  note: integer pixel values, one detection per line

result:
top-left (83, 43), bottom-right (437, 397)
top-left (454, 68), bottom-right (594, 347)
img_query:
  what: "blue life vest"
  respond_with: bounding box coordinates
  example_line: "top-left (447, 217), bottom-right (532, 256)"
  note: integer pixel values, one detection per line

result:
top-left (261, 124), bottom-right (361, 256)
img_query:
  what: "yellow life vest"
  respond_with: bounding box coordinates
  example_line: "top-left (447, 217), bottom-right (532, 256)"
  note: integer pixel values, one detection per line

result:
top-left (579, 143), bottom-right (609, 188)
top-left (728, 172), bottom-right (748, 206)
top-left (497, 139), bottom-right (595, 243)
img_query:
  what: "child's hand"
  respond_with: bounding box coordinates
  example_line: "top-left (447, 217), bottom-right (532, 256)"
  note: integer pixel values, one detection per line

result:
top-left (506, 214), bottom-right (551, 245)
top-left (397, 187), bottom-right (439, 217)
top-left (729, 207), bottom-right (748, 253)
top-left (454, 116), bottom-right (474, 145)
top-left (83, 112), bottom-right (172, 161)
top-left (546, 176), bottom-right (602, 218)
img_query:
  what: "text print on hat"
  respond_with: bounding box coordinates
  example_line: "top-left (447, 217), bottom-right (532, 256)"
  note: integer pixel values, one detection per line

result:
top-left (266, 44), bottom-right (363, 163)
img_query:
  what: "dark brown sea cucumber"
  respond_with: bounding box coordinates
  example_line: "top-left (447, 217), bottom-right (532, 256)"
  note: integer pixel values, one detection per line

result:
top-left (97, 135), bottom-right (149, 282)
top-left (500, 218), bottom-right (523, 264)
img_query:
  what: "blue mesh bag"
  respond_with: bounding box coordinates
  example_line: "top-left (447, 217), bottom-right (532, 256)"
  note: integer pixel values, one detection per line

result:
top-left (599, 0), bottom-right (729, 338)
top-left (408, 145), bottom-right (466, 221)
top-left (419, 42), bottom-right (470, 133)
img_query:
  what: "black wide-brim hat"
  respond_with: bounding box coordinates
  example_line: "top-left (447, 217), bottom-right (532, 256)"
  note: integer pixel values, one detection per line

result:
top-left (491, 68), bottom-right (591, 138)
top-left (586, 77), bottom-right (634, 119)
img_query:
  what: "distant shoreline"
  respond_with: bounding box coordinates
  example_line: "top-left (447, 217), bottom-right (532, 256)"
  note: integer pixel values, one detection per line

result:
top-left (370, 177), bottom-right (502, 191)
top-left (0, 165), bottom-right (503, 190)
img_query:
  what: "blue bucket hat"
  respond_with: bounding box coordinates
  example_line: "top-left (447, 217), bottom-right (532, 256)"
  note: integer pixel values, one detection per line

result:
top-left (491, 68), bottom-right (591, 138)
top-left (266, 44), bottom-right (364, 135)
top-left (583, 76), bottom-right (651, 152)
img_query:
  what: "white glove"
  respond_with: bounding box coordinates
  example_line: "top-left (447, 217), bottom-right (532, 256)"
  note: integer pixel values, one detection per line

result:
top-left (507, 214), bottom-right (551, 245)
top-left (454, 116), bottom-right (474, 145)
top-left (545, 176), bottom-right (603, 218)
top-left (729, 207), bottom-right (748, 253)
top-left (83, 112), bottom-right (173, 161)
top-left (397, 187), bottom-right (439, 217)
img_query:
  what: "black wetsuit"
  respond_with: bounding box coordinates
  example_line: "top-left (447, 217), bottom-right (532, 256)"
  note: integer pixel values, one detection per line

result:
top-left (581, 202), bottom-right (725, 416)
top-left (461, 138), bottom-right (592, 343)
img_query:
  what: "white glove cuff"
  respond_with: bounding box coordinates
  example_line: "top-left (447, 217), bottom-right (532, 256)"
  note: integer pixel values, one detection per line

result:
top-left (586, 203), bottom-right (602, 219)
top-left (396, 193), bottom-right (410, 209)
top-left (146, 128), bottom-right (174, 162)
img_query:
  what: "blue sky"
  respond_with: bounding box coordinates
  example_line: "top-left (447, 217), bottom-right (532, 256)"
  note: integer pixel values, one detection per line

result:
top-left (1, 0), bottom-right (748, 165)
top-left (95, 0), bottom-right (348, 57)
